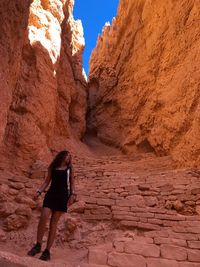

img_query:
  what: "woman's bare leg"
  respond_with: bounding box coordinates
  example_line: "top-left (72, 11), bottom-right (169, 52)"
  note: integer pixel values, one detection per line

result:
top-left (37, 207), bottom-right (52, 244)
top-left (46, 211), bottom-right (63, 250)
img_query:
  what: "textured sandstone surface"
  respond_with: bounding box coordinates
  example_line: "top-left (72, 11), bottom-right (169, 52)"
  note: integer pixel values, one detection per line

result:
top-left (0, 0), bottom-right (87, 172)
top-left (1, 145), bottom-right (200, 266)
top-left (1, 1), bottom-right (200, 266)
top-left (88, 0), bottom-right (200, 167)
top-left (0, 0), bottom-right (32, 168)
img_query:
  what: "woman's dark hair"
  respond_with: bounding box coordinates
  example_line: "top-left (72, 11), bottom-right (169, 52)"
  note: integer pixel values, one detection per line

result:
top-left (48, 150), bottom-right (70, 171)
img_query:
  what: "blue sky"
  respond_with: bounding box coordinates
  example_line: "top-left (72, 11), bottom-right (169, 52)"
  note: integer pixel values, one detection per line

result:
top-left (74, 0), bottom-right (119, 75)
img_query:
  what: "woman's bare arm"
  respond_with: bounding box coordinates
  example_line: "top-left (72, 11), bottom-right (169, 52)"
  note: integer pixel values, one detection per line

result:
top-left (68, 164), bottom-right (76, 205)
top-left (69, 164), bottom-right (75, 195)
top-left (38, 168), bottom-right (52, 193)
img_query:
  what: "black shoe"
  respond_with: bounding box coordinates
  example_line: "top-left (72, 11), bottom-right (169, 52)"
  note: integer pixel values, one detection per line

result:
top-left (39, 248), bottom-right (50, 261)
top-left (27, 242), bottom-right (41, 256)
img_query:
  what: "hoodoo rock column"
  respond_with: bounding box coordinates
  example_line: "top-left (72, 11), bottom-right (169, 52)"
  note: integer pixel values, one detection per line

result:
top-left (88, 0), bottom-right (200, 167)
top-left (0, 0), bottom-right (87, 171)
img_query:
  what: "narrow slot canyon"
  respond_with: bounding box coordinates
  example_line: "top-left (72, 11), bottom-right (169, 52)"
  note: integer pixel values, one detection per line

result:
top-left (0, 0), bottom-right (200, 266)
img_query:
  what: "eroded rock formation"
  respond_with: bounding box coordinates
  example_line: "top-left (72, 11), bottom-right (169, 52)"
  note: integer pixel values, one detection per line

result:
top-left (1, 1), bottom-right (200, 265)
top-left (0, 0), bottom-right (87, 171)
top-left (88, 0), bottom-right (200, 167)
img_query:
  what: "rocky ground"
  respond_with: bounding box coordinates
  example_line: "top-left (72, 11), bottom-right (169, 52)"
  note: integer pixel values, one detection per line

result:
top-left (0, 137), bottom-right (200, 266)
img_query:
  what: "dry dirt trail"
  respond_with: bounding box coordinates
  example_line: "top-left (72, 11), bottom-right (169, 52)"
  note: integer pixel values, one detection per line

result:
top-left (1, 137), bottom-right (200, 267)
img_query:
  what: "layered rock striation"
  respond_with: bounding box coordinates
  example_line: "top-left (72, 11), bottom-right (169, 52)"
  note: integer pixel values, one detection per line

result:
top-left (88, 0), bottom-right (200, 167)
top-left (0, 0), bottom-right (87, 171)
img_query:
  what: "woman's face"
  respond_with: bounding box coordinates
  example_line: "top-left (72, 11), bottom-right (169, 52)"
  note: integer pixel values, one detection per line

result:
top-left (64, 154), bottom-right (70, 164)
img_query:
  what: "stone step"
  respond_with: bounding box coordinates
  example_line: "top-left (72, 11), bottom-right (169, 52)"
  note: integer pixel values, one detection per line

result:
top-left (86, 236), bottom-right (200, 267)
top-left (0, 250), bottom-right (71, 267)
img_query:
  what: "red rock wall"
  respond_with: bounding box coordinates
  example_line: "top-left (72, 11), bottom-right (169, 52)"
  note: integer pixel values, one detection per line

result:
top-left (0, 0), bottom-right (87, 171)
top-left (0, 0), bottom-right (32, 165)
top-left (88, 0), bottom-right (200, 167)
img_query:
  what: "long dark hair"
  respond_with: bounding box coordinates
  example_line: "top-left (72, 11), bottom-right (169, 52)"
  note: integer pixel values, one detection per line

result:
top-left (48, 150), bottom-right (70, 172)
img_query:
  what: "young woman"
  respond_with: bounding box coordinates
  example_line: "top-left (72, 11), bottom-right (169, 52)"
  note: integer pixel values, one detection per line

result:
top-left (27, 150), bottom-right (76, 261)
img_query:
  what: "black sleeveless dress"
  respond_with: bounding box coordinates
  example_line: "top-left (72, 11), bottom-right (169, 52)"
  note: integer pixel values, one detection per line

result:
top-left (43, 166), bottom-right (71, 212)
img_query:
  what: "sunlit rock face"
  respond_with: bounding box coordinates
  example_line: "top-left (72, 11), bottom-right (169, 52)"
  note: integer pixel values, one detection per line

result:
top-left (0, 0), bottom-right (32, 167)
top-left (88, 0), bottom-right (200, 167)
top-left (0, 0), bottom-right (87, 171)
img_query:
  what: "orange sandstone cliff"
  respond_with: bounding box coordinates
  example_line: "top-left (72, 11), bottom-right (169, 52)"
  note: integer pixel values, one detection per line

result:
top-left (88, 0), bottom-right (200, 167)
top-left (1, 0), bottom-right (200, 172)
top-left (0, 0), bottom-right (87, 171)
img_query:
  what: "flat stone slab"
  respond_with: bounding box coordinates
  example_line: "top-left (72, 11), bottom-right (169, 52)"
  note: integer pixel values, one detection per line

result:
top-left (124, 241), bottom-right (160, 257)
top-left (108, 252), bottom-right (146, 267)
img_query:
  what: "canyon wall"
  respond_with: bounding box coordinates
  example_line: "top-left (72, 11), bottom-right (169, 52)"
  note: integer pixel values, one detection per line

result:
top-left (0, 0), bottom-right (87, 171)
top-left (0, 0), bottom-right (32, 168)
top-left (88, 0), bottom-right (200, 167)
